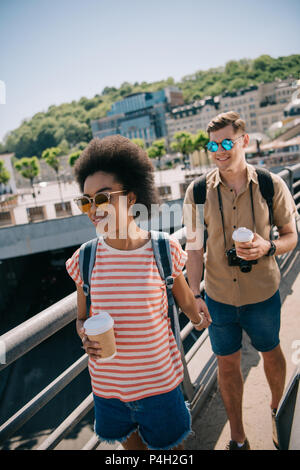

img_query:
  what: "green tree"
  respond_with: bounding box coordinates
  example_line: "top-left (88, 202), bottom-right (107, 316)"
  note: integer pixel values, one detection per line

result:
top-left (58, 138), bottom-right (70, 155)
top-left (42, 147), bottom-right (64, 204)
top-left (14, 156), bottom-right (40, 204)
top-left (147, 139), bottom-right (166, 170)
top-left (228, 78), bottom-right (249, 91)
top-left (68, 150), bottom-right (82, 167)
top-left (0, 159), bottom-right (11, 193)
top-left (63, 118), bottom-right (92, 147)
top-left (170, 131), bottom-right (194, 168)
top-left (120, 82), bottom-right (133, 97)
top-left (193, 130), bottom-right (209, 167)
top-left (131, 138), bottom-right (145, 149)
top-left (14, 127), bottom-right (37, 158)
top-left (225, 60), bottom-right (241, 76)
top-left (253, 55), bottom-right (273, 72)
top-left (35, 118), bottom-right (59, 154)
top-left (75, 141), bottom-right (88, 151)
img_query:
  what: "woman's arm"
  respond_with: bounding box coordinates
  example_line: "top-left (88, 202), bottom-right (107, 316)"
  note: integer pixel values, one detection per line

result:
top-left (76, 284), bottom-right (102, 360)
top-left (76, 283), bottom-right (87, 339)
top-left (172, 273), bottom-right (211, 330)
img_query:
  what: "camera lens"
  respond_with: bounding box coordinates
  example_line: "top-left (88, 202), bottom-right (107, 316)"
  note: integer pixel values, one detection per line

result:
top-left (239, 260), bottom-right (252, 273)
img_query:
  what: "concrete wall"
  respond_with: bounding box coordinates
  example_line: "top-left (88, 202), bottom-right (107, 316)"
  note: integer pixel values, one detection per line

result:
top-left (0, 199), bottom-right (184, 260)
top-left (0, 214), bottom-right (95, 260)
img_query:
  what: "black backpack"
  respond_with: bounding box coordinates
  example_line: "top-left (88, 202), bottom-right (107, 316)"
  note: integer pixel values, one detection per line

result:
top-left (192, 167), bottom-right (275, 246)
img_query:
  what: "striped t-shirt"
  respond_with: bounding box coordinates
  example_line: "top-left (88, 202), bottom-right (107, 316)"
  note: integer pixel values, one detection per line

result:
top-left (65, 236), bottom-right (188, 402)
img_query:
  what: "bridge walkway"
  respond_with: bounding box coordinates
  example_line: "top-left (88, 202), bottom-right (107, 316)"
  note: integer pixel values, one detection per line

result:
top-left (185, 241), bottom-right (300, 451)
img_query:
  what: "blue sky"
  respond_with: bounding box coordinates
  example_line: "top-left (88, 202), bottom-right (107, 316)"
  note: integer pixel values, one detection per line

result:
top-left (0, 0), bottom-right (299, 143)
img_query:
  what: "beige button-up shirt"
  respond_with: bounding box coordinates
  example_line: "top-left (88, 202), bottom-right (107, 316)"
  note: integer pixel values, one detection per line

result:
top-left (183, 164), bottom-right (297, 306)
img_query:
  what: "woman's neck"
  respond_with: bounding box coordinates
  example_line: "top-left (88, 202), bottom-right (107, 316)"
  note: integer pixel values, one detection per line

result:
top-left (104, 222), bottom-right (150, 250)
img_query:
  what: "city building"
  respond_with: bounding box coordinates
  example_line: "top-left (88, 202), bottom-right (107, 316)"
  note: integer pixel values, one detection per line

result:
top-left (91, 87), bottom-right (184, 145)
top-left (166, 78), bottom-right (296, 140)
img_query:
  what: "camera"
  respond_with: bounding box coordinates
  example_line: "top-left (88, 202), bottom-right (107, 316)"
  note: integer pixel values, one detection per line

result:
top-left (226, 248), bottom-right (257, 273)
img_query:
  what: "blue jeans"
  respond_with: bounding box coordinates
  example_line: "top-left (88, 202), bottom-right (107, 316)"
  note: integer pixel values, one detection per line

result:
top-left (205, 290), bottom-right (281, 356)
top-left (93, 385), bottom-right (192, 450)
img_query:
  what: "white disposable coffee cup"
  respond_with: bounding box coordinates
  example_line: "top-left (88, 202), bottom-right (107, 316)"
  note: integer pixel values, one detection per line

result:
top-left (232, 227), bottom-right (254, 259)
top-left (232, 227), bottom-right (254, 243)
top-left (84, 312), bottom-right (117, 362)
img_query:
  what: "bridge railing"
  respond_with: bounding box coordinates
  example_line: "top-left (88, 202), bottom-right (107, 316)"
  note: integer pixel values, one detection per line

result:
top-left (0, 162), bottom-right (299, 450)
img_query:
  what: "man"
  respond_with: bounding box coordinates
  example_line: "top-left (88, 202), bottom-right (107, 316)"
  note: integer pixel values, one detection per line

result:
top-left (183, 111), bottom-right (298, 450)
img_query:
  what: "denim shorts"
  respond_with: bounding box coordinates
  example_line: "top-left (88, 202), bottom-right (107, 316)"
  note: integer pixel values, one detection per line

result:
top-left (205, 290), bottom-right (281, 356)
top-left (93, 385), bottom-right (192, 450)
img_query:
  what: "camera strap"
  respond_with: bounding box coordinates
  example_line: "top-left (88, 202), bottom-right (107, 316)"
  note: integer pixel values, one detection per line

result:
top-left (216, 185), bottom-right (227, 250)
top-left (216, 182), bottom-right (256, 252)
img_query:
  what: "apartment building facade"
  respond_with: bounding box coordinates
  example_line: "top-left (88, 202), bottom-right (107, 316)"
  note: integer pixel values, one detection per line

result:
top-left (91, 87), bottom-right (184, 145)
top-left (166, 78), bottom-right (296, 140)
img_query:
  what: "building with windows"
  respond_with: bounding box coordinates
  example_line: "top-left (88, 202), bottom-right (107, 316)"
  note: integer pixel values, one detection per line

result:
top-left (166, 78), bottom-right (296, 140)
top-left (91, 87), bottom-right (184, 145)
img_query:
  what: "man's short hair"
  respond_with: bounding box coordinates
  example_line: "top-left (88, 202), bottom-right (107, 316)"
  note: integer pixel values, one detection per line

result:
top-left (206, 111), bottom-right (246, 135)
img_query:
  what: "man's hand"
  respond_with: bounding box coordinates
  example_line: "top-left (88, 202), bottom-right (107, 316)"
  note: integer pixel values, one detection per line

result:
top-left (235, 233), bottom-right (270, 261)
top-left (193, 297), bottom-right (212, 330)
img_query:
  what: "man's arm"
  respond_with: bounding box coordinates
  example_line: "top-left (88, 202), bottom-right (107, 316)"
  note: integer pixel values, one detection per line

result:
top-left (185, 247), bottom-right (211, 320)
top-left (172, 272), bottom-right (211, 330)
top-left (236, 219), bottom-right (298, 260)
top-left (182, 180), bottom-right (209, 316)
top-left (274, 219), bottom-right (298, 255)
top-left (186, 247), bottom-right (204, 295)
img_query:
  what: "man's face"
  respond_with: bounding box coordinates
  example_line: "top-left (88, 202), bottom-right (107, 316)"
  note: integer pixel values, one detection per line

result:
top-left (208, 125), bottom-right (249, 173)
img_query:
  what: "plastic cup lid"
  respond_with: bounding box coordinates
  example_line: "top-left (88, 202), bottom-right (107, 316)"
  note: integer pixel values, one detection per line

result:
top-left (84, 312), bottom-right (114, 335)
top-left (232, 227), bottom-right (254, 242)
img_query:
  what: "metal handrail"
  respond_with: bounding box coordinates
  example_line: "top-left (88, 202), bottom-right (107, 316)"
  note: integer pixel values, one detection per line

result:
top-left (37, 394), bottom-right (94, 450)
top-left (0, 355), bottom-right (88, 444)
top-left (0, 292), bottom-right (77, 372)
top-left (0, 162), bottom-right (299, 450)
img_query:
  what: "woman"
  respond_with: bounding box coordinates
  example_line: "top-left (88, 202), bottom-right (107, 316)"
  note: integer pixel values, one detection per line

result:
top-left (66, 135), bottom-right (211, 450)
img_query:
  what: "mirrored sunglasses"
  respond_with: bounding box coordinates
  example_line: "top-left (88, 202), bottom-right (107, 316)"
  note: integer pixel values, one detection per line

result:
top-left (206, 135), bottom-right (244, 152)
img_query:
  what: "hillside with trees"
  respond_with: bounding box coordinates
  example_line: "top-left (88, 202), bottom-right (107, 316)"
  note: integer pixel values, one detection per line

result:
top-left (1, 54), bottom-right (299, 159)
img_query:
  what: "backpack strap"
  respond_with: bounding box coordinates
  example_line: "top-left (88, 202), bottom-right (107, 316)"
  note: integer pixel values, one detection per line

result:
top-left (255, 167), bottom-right (275, 229)
top-left (192, 174), bottom-right (207, 205)
top-left (79, 237), bottom-right (98, 318)
top-left (192, 174), bottom-right (207, 250)
top-left (150, 230), bottom-right (181, 349)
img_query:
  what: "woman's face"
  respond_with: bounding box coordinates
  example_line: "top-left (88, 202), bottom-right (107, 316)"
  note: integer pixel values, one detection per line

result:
top-left (83, 171), bottom-right (135, 238)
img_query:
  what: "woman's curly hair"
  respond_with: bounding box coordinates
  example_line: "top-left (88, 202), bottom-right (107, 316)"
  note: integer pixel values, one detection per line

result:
top-left (74, 135), bottom-right (159, 215)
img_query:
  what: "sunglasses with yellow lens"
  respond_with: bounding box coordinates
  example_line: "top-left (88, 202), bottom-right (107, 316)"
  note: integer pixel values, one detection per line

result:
top-left (74, 190), bottom-right (126, 213)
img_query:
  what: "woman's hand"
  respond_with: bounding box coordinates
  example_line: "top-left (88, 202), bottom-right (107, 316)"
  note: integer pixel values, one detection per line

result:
top-left (193, 298), bottom-right (212, 330)
top-left (77, 319), bottom-right (103, 360)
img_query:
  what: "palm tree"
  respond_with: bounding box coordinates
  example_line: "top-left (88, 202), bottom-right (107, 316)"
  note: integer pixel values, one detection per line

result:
top-left (147, 139), bottom-right (166, 186)
top-left (193, 130), bottom-right (210, 167)
top-left (170, 131), bottom-right (194, 169)
top-left (147, 139), bottom-right (166, 169)
top-left (14, 157), bottom-right (40, 205)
